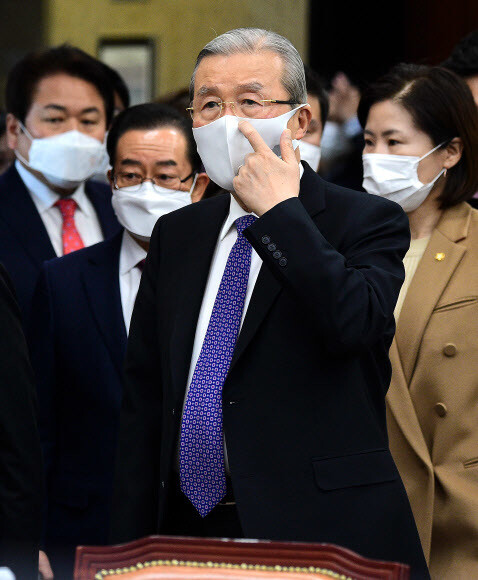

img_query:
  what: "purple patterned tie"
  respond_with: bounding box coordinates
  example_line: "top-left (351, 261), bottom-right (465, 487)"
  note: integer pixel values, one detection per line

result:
top-left (179, 214), bottom-right (256, 516)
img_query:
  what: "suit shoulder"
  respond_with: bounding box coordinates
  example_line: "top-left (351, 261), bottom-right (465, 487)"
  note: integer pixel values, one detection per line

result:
top-left (158, 194), bottom-right (229, 232)
top-left (86, 179), bottom-right (112, 197)
top-left (322, 179), bottom-right (407, 223)
top-left (43, 236), bottom-right (120, 276)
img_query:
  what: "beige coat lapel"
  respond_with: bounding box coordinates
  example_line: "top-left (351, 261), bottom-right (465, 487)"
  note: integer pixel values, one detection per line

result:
top-left (387, 340), bottom-right (431, 469)
top-left (395, 203), bottom-right (471, 385)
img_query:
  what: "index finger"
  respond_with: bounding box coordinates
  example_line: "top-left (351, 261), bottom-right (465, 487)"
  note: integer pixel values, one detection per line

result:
top-left (238, 119), bottom-right (271, 153)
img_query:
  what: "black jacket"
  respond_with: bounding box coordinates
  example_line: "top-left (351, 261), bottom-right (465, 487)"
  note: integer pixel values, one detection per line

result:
top-left (111, 165), bottom-right (429, 579)
top-left (28, 233), bottom-right (126, 576)
top-left (0, 164), bottom-right (120, 323)
top-left (0, 264), bottom-right (43, 578)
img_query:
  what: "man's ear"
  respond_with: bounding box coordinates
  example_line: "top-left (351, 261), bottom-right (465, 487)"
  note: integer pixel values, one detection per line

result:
top-left (191, 172), bottom-right (210, 202)
top-left (6, 114), bottom-right (21, 149)
top-left (287, 105), bottom-right (312, 141)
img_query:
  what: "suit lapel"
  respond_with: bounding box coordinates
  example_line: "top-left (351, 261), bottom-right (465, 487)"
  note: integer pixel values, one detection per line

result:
top-left (395, 204), bottom-right (470, 383)
top-left (0, 165), bottom-right (56, 263)
top-left (230, 165), bottom-right (326, 370)
top-left (81, 232), bottom-right (127, 376)
top-left (169, 195), bottom-right (230, 401)
top-left (387, 340), bottom-right (432, 467)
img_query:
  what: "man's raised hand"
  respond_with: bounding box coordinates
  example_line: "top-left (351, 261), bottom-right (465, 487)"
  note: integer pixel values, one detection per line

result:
top-left (233, 120), bottom-right (300, 216)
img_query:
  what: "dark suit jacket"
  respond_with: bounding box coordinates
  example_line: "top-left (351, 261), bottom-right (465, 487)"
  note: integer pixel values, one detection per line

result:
top-left (0, 264), bottom-right (43, 579)
top-left (111, 164), bottom-right (428, 579)
top-left (28, 232), bottom-right (126, 562)
top-left (0, 164), bottom-right (121, 323)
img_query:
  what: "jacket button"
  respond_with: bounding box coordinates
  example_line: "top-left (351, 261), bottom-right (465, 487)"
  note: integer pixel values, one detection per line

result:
top-left (443, 343), bottom-right (457, 357)
top-left (279, 257), bottom-right (288, 267)
top-left (261, 236), bottom-right (271, 244)
top-left (273, 250), bottom-right (282, 259)
top-left (267, 243), bottom-right (277, 251)
top-left (161, 480), bottom-right (165, 488)
top-left (435, 403), bottom-right (447, 417)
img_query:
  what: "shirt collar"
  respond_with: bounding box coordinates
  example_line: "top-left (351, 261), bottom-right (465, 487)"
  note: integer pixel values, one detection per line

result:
top-left (15, 159), bottom-right (90, 215)
top-left (119, 229), bottom-right (148, 275)
top-left (220, 162), bottom-right (304, 241)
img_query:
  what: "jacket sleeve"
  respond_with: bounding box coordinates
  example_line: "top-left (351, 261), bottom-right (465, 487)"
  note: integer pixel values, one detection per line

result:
top-left (0, 263), bottom-right (43, 578)
top-left (110, 221), bottom-right (163, 544)
top-left (245, 196), bottom-right (409, 354)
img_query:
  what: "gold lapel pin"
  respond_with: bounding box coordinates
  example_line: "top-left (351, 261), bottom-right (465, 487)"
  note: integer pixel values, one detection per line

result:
top-left (435, 252), bottom-right (446, 261)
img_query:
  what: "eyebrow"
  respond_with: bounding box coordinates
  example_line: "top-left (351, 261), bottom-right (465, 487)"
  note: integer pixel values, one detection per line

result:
top-left (119, 159), bottom-right (178, 167)
top-left (42, 104), bottom-right (101, 115)
top-left (197, 81), bottom-right (264, 97)
top-left (364, 128), bottom-right (404, 136)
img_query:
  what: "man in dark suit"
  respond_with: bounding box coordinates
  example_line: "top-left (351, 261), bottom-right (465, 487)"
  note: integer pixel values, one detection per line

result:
top-left (2, 45), bottom-right (120, 322)
top-left (111, 28), bottom-right (429, 579)
top-left (0, 264), bottom-right (43, 579)
top-left (29, 103), bottom-right (209, 579)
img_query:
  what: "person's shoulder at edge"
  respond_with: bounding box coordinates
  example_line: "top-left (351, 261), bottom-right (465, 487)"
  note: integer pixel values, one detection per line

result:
top-left (40, 232), bottom-right (122, 275)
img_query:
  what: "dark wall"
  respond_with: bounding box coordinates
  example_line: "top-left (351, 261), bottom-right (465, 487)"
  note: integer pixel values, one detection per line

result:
top-left (0, 0), bottom-right (45, 108)
top-left (308, 0), bottom-right (478, 88)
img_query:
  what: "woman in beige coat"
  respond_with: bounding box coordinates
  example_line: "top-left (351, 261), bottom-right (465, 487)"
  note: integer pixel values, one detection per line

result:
top-left (358, 64), bottom-right (478, 579)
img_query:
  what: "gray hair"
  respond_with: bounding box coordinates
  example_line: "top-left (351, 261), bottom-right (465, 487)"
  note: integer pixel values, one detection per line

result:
top-left (189, 28), bottom-right (306, 104)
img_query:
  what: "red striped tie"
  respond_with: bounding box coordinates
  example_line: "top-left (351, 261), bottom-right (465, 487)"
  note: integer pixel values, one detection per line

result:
top-left (55, 199), bottom-right (85, 255)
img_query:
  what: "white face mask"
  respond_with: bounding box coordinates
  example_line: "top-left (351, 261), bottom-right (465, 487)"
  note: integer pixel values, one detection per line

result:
top-left (112, 175), bottom-right (197, 241)
top-left (16, 124), bottom-right (108, 189)
top-left (298, 140), bottom-right (321, 172)
top-left (193, 106), bottom-right (305, 192)
top-left (362, 143), bottom-right (446, 212)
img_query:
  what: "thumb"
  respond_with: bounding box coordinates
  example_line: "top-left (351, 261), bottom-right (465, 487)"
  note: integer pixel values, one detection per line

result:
top-left (280, 129), bottom-right (298, 166)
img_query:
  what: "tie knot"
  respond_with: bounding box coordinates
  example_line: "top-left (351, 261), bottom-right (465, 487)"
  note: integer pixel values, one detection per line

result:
top-left (55, 198), bottom-right (78, 219)
top-left (136, 259), bottom-right (146, 272)
top-left (235, 214), bottom-right (256, 236)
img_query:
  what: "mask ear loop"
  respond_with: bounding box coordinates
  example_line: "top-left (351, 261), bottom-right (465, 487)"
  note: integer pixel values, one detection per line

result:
top-left (14, 120), bottom-right (36, 167)
top-left (189, 173), bottom-right (198, 196)
top-left (17, 121), bottom-right (35, 142)
top-left (416, 140), bottom-right (450, 187)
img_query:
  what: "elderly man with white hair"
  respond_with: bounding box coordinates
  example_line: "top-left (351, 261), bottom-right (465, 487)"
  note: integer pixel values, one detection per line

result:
top-left (111, 28), bottom-right (429, 579)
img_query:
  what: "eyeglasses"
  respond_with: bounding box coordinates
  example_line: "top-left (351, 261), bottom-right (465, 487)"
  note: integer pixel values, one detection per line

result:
top-left (187, 94), bottom-right (300, 123)
top-left (113, 171), bottom-right (194, 192)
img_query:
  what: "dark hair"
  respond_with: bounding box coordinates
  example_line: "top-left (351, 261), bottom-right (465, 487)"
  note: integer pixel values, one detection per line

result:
top-left (6, 44), bottom-right (115, 126)
top-left (358, 63), bottom-right (478, 209)
top-left (101, 63), bottom-right (130, 110)
top-left (156, 88), bottom-right (190, 119)
top-left (0, 111), bottom-right (6, 138)
top-left (442, 30), bottom-right (478, 79)
top-left (106, 103), bottom-right (201, 172)
top-left (304, 65), bottom-right (329, 129)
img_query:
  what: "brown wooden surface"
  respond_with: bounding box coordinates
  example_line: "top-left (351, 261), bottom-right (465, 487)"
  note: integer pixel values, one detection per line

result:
top-left (74, 535), bottom-right (410, 580)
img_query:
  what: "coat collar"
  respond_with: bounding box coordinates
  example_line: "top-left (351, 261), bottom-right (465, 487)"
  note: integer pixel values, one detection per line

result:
top-left (395, 203), bottom-right (471, 383)
top-left (0, 164), bottom-right (56, 263)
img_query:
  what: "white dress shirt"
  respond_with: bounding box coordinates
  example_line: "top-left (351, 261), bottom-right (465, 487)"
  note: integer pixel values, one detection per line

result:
top-left (180, 164), bottom-right (304, 471)
top-left (16, 160), bottom-right (104, 256)
top-left (119, 230), bottom-right (147, 333)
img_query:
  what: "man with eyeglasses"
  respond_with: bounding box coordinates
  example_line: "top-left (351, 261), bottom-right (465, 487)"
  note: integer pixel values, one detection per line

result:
top-left (28, 103), bottom-right (208, 580)
top-left (112, 29), bottom-right (428, 579)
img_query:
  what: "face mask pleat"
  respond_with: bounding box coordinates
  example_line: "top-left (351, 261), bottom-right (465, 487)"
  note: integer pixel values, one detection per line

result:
top-left (112, 176), bottom-right (197, 241)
